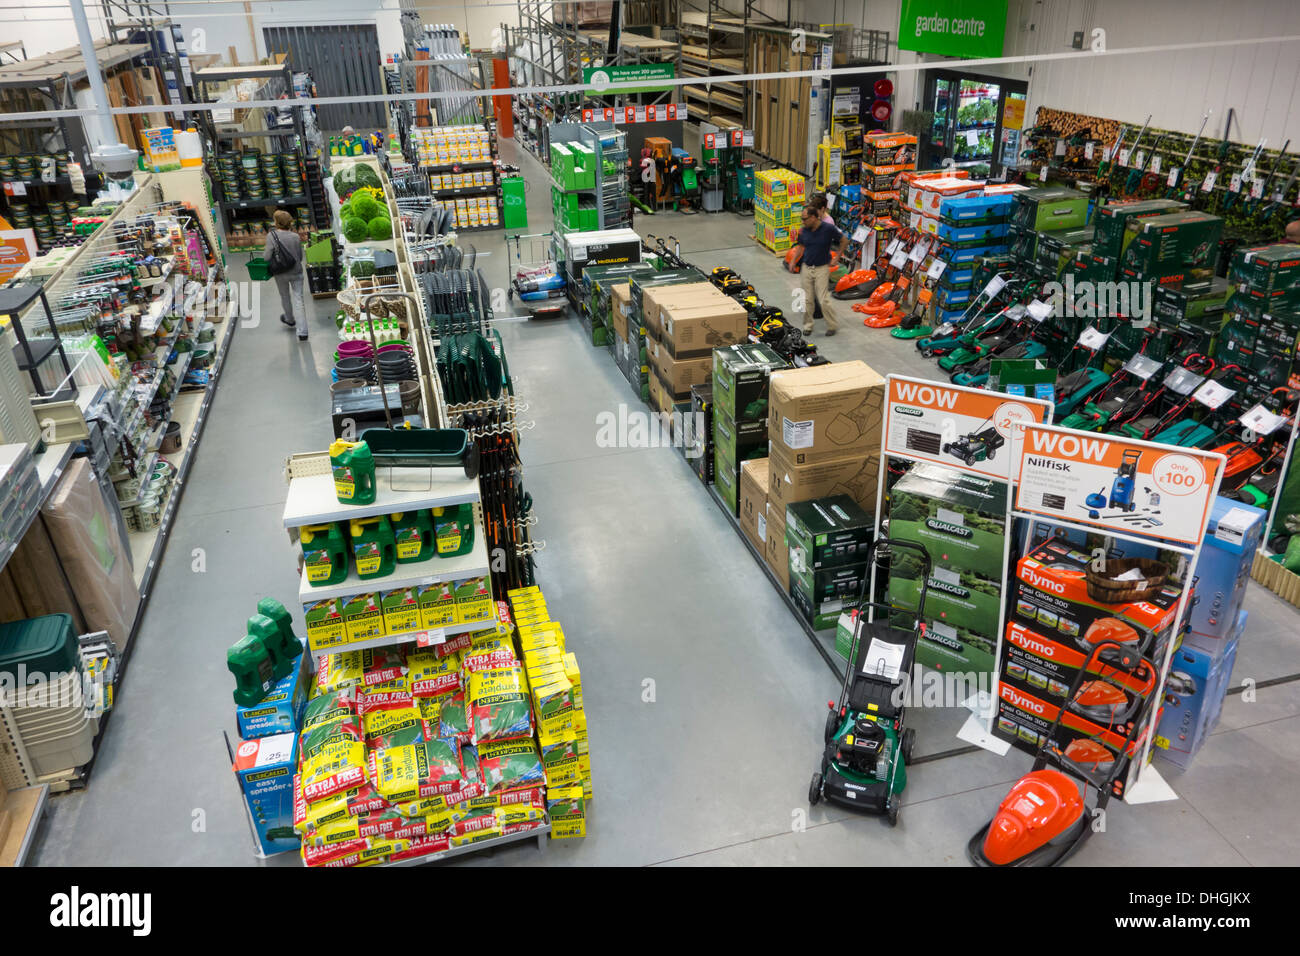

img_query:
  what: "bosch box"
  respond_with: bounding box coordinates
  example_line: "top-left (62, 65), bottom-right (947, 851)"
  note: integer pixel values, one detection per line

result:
top-left (1119, 211), bottom-right (1223, 279)
top-left (1091, 198), bottom-right (1187, 259)
top-left (1229, 242), bottom-right (1300, 304)
top-left (1010, 186), bottom-right (1090, 231)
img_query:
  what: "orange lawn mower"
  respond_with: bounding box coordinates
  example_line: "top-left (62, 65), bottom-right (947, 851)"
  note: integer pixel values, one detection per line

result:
top-left (855, 232), bottom-right (925, 328)
top-left (968, 639), bottom-right (1157, 867)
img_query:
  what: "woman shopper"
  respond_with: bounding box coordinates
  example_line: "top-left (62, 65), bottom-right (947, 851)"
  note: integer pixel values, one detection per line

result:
top-left (266, 209), bottom-right (308, 341)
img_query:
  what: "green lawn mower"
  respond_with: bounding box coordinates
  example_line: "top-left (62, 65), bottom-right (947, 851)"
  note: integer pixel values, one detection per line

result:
top-left (809, 538), bottom-right (932, 826)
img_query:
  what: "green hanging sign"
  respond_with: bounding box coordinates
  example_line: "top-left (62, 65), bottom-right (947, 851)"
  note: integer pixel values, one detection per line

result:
top-left (583, 63), bottom-right (676, 94)
top-left (897, 0), bottom-right (1008, 59)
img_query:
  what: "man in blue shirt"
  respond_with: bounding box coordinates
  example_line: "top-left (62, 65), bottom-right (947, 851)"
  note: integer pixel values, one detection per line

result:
top-left (796, 205), bottom-right (848, 336)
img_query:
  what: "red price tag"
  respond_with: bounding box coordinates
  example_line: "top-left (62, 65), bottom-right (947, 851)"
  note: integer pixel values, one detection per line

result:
top-left (582, 109), bottom-right (594, 122)
top-left (603, 108), bottom-right (616, 122)
top-left (667, 104), bottom-right (678, 120)
top-left (731, 130), bottom-right (744, 147)
top-left (646, 105), bottom-right (658, 121)
top-left (624, 107), bottom-right (636, 124)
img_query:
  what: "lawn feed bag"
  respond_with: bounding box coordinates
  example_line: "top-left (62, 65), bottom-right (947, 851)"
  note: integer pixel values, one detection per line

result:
top-left (476, 738), bottom-right (546, 792)
top-left (407, 650), bottom-right (462, 697)
top-left (301, 837), bottom-right (371, 867)
top-left (361, 701), bottom-right (435, 747)
top-left (361, 648), bottom-right (408, 686)
top-left (299, 716), bottom-right (368, 803)
top-left (315, 651), bottom-right (367, 693)
top-left (438, 689), bottom-right (471, 741)
top-left (293, 778), bottom-right (391, 834)
top-left (371, 738), bottom-right (480, 802)
top-left (302, 687), bottom-right (357, 731)
top-left (468, 665), bottom-right (533, 743)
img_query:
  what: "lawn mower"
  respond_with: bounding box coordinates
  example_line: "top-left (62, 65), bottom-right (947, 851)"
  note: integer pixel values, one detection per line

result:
top-left (968, 639), bottom-right (1156, 867)
top-left (916, 272), bottom-right (1019, 356)
top-left (939, 303), bottom-right (1036, 374)
top-left (1051, 344), bottom-right (1113, 420)
top-left (1147, 365), bottom-right (1251, 447)
top-left (951, 327), bottom-right (1049, 387)
top-left (809, 537), bottom-right (932, 826)
top-left (1116, 354), bottom-right (1217, 440)
top-left (1058, 359), bottom-right (1167, 432)
top-left (855, 232), bottom-right (924, 328)
top-left (1232, 445), bottom-right (1287, 507)
top-left (942, 415), bottom-right (1005, 465)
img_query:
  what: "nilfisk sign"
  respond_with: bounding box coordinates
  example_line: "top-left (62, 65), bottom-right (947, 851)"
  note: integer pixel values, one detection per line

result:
top-left (898, 0), bottom-right (1008, 59)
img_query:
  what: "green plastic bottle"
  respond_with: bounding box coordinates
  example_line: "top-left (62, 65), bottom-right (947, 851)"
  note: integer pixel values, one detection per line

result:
top-left (246, 613), bottom-right (296, 681)
top-left (433, 504), bottom-right (474, 557)
top-left (255, 598), bottom-right (303, 663)
top-left (330, 438), bottom-right (376, 505)
top-left (351, 515), bottom-right (396, 579)
top-left (390, 511), bottom-right (435, 563)
top-left (300, 522), bottom-right (349, 586)
top-left (227, 633), bottom-right (276, 707)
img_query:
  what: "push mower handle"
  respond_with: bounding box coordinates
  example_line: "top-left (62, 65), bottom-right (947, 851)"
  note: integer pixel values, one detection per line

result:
top-left (879, 537), bottom-right (934, 622)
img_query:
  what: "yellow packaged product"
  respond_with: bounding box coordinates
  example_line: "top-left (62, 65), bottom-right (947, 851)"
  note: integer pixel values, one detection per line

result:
top-left (547, 785), bottom-right (586, 839)
top-left (407, 650), bottom-right (462, 697)
top-left (467, 665), bottom-right (533, 741)
top-left (298, 717), bottom-right (368, 804)
top-left (314, 651), bottom-right (366, 694)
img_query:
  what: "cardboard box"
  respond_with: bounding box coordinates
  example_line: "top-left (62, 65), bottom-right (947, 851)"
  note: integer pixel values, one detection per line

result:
top-left (767, 445), bottom-right (879, 516)
top-left (790, 572), bottom-right (863, 630)
top-left (1010, 186), bottom-right (1090, 231)
top-left (886, 463), bottom-right (1006, 575)
top-left (1229, 242), bottom-right (1300, 302)
top-left (714, 445), bottom-right (741, 514)
top-left (653, 349), bottom-right (713, 397)
top-left (454, 576), bottom-right (494, 625)
top-left (1184, 498), bottom-right (1265, 654)
top-left (303, 596), bottom-right (347, 652)
top-left (232, 733), bottom-right (300, 856)
top-left (712, 343), bottom-right (787, 425)
top-left (641, 281), bottom-right (718, 339)
top-left (648, 372), bottom-right (676, 415)
top-left (610, 281), bottom-right (633, 341)
top-left (417, 581), bottom-right (457, 630)
top-left (785, 495), bottom-right (873, 575)
top-left (765, 501), bottom-right (790, 592)
top-left (1092, 198), bottom-right (1187, 259)
top-left (712, 406), bottom-right (768, 465)
top-left (1120, 210), bottom-right (1223, 278)
top-left (767, 361), bottom-right (885, 464)
top-left (1155, 616), bottom-right (1243, 769)
top-left (660, 300), bottom-right (749, 357)
top-left (341, 592), bottom-right (385, 643)
top-left (380, 587), bottom-right (422, 636)
top-left (739, 459), bottom-right (769, 553)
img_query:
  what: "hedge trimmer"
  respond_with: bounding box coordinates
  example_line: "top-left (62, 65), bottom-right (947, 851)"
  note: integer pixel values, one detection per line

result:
top-left (1165, 110), bottom-right (1210, 198)
top-left (1244, 140), bottom-right (1290, 217)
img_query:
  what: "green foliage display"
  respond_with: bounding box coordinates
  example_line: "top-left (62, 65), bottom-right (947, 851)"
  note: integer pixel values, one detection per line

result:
top-left (367, 216), bottom-right (393, 240)
top-left (342, 216), bottom-right (369, 243)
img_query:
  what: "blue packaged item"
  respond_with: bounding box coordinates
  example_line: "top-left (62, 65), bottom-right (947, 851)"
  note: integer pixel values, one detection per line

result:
top-left (940, 241), bottom-right (1011, 265)
top-left (935, 305), bottom-right (971, 324)
top-left (1155, 612), bottom-right (1244, 769)
top-left (939, 193), bottom-right (1016, 221)
top-left (232, 732), bottom-right (301, 856)
top-left (235, 651), bottom-right (309, 739)
top-left (937, 221), bottom-right (1011, 243)
top-left (837, 183), bottom-right (862, 204)
top-left (937, 286), bottom-right (973, 309)
top-left (1184, 497), bottom-right (1266, 655)
top-left (939, 265), bottom-right (975, 290)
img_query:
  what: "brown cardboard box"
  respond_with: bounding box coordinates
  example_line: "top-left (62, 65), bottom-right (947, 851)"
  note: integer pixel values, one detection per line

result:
top-left (765, 500), bottom-right (790, 593)
top-left (8, 516), bottom-right (86, 630)
top-left (611, 281), bottom-right (633, 341)
top-left (739, 458), bottom-right (769, 552)
top-left (767, 444), bottom-right (880, 516)
top-left (642, 282), bottom-right (719, 338)
top-left (767, 361), bottom-right (886, 464)
top-left (660, 299), bottom-right (749, 357)
top-left (653, 349), bottom-right (713, 397)
top-left (648, 372), bottom-right (675, 414)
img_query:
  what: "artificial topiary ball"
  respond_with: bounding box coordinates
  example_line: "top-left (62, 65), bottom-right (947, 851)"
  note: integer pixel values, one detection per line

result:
top-left (342, 216), bottom-right (369, 243)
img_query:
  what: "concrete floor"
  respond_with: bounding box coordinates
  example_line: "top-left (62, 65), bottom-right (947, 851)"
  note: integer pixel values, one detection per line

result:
top-left (33, 136), bottom-right (1300, 867)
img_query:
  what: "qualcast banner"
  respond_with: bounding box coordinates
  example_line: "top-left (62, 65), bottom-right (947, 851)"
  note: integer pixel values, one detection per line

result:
top-left (898, 0), bottom-right (1008, 59)
top-left (583, 63), bottom-right (675, 94)
top-left (883, 375), bottom-right (1052, 479)
top-left (1013, 424), bottom-right (1226, 545)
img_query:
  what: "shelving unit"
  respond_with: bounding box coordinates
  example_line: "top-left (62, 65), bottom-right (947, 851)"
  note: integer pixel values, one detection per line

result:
top-left (297, 530), bottom-right (489, 602)
top-left (281, 469), bottom-right (480, 529)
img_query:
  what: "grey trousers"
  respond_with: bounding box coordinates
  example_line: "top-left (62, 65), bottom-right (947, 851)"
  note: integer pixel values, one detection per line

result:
top-left (274, 267), bottom-right (307, 337)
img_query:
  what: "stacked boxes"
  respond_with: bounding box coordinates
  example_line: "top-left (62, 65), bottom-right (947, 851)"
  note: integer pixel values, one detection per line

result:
top-left (1034, 225), bottom-right (1096, 279)
top-left (644, 282), bottom-right (748, 413)
top-left (411, 125), bottom-right (493, 167)
top-left (755, 168), bottom-right (806, 252)
top-left (765, 361), bottom-right (885, 519)
top-left (786, 495), bottom-right (873, 630)
top-left (1009, 186), bottom-right (1090, 231)
top-left (1091, 198), bottom-right (1187, 259)
top-left (886, 463), bottom-right (1007, 674)
top-left (586, 262), bottom-right (655, 356)
top-left (1119, 210), bottom-right (1223, 282)
top-left (1228, 242), bottom-right (1300, 306)
top-left (1155, 611), bottom-right (1244, 769)
top-left (688, 384), bottom-right (714, 484)
top-left (711, 343), bottom-right (787, 513)
top-left (1219, 243), bottom-right (1300, 387)
top-left (739, 458), bottom-right (770, 553)
top-left (860, 132), bottom-right (917, 220)
top-left (932, 194), bottom-right (1015, 310)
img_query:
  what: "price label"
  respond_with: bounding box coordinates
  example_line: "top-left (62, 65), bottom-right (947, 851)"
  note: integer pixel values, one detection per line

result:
top-left (1085, 142), bottom-right (1095, 160)
top-left (704, 133), bottom-right (715, 149)
top-left (890, 249), bottom-right (909, 269)
top-left (1123, 353), bottom-right (1164, 380)
top-left (852, 224), bottom-right (869, 243)
top-left (1026, 299), bottom-right (1053, 322)
top-left (666, 104), bottom-right (678, 120)
top-left (634, 106), bottom-right (646, 123)
top-left (1229, 173), bottom-right (1242, 193)
top-left (1193, 380), bottom-right (1235, 410)
top-left (1077, 326), bottom-right (1110, 351)
top-left (983, 275), bottom-right (1007, 299)
top-left (966, 129), bottom-right (979, 146)
top-left (646, 105), bottom-right (658, 121)
top-left (1240, 404), bottom-right (1287, 435)
top-left (886, 238), bottom-right (902, 255)
top-left (1150, 155), bottom-right (1161, 175)
top-left (1119, 149), bottom-right (1131, 166)
top-left (1039, 165), bottom-right (1048, 181)
top-left (825, 193), bottom-right (837, 210)
top-left (1167, 167), bottom-right (1180, 187)
top-left (927, 258), bottom-right (948, 280)
top-left (909, 239), bottom-right (931, 263)
top-left (1202, 170), bottom-right (1217, 192)
top-left (582, 108), bottom-right (595, 122)
top-left (6, 180), bottom-right (25, 197)
top-left (604, 108), bottom-right (617, 122)
top-left (1133, 151), bottom-right (1146, 169)
top-left (1251, 179), bottom-right (1265, 199)
top-left (1055, 138), bottom-right (1066, 157)
top-left (742, 130), bottom-right (754, 147)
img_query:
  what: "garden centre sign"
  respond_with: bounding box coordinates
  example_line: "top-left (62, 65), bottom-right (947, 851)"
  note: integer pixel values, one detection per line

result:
top-left (898, 0), bottom-right (1007, 59)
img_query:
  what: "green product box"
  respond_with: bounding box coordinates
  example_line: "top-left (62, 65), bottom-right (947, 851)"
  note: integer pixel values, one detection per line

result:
top-left (1010, 186), bottom-right (1090, 231)
top-left (912, 617), bottom-right (998, 675)
top-left (1034, 226), bottom-right (1095, 276)
top-left (1092, 198), bottom-right (1187, 259)
top-left (1082, 252), bottom-right (1120, 281)
top-left (1119, 210), bottom-right (1223, 278)
top-left (785, 495), bottom-right (874, 586)
top-left (712, 342), bottom-right (787, 424)
top-left (1008, 224), bottom-right (1037, 263)
top-left (790, 577), bottom-right (861, 631)
top-left (887, 562), bottom-right (1001, 639)
top-left (303, 596), bottom-right (347, 653)
top-left (714, 446), bottom-right (740, 514)
top-left (569, 142), bottom-right (596, 189)
top-left (550, 142), bottom-right (574, 185)
top-left (380, 587), bottom-right (421, 636)
top-left (791, 560), bottom-right (869, 603)
top-left (1154, 277), bottom-right (1231, 328)
top-left (712, 405), bottom-right (768, 465)
top-left (1229, 243), bottom-right (1300, 304)
top-left (887, 463), bottom-right (1007, 576)
top-left (834, 610), bottom-right (856, 661)
top-left (341, 592), bottom-right (384, 643)
top-left (553, 190), bottom-right (581, 216)
top-left (417, 581), bottom-right (457, 630)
